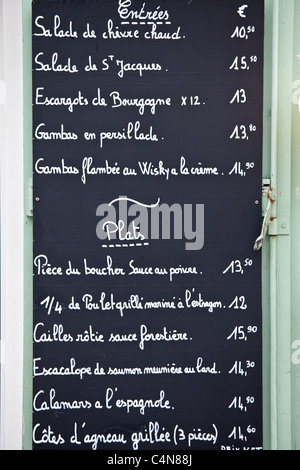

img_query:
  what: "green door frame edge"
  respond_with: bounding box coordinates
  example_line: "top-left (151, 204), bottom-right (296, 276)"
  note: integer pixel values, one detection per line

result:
top-left (22, 0), bottom-right (33, 451)
top-left (264, 0), bottom-right (294, 451)
top-left (22, 0), bottom-right (294, 451)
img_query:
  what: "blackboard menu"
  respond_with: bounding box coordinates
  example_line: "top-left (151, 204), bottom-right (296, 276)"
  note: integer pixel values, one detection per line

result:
top-left (32, 0), bottom-right (264, 451)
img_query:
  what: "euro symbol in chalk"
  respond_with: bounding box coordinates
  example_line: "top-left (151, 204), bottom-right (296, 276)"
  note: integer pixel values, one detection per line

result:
top-left (237, 4), bottom-right (248, 18)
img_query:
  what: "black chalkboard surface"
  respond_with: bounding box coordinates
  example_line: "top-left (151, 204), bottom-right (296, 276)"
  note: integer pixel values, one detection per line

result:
top-left (32, 0), bottom-right (264, 450)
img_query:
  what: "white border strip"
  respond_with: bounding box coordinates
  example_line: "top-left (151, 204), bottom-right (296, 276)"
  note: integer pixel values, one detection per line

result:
top-left (0, 0), bottom-right (24, 450)
top-left (0, 80), bottom-right (5, 105)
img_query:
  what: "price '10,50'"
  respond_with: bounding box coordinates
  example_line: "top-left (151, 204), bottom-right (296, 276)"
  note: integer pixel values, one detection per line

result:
top-left (231, 25), bottom-right (256, 39)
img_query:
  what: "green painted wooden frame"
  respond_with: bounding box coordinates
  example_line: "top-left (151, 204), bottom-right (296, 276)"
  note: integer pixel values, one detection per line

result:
top-left (22, 0), bottom-right (297, 450)
top-left (23, 0), bottom-right (33, 451)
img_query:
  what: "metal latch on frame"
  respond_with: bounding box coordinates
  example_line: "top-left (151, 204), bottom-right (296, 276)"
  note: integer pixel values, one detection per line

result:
top-left (254, 178), bottom-right (289, 251)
